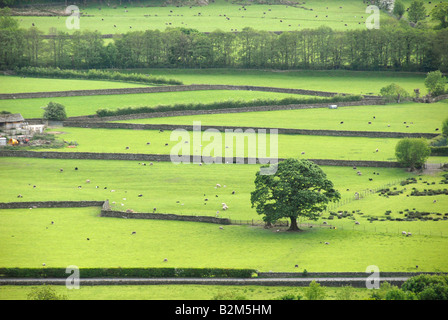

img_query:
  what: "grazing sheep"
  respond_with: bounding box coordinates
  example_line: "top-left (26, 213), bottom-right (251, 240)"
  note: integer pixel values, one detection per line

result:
top-left (355, 221), bottom-right (360, 225)
top-left (138, 194), bottom-right (143, 197)
top-left (163, 258), bottom-right (168, 262)
top-left (60, 168), bottom-right (64, 172)
top-left (325, 242), bottom-right (330, 245)
top-left (42, 263), bottom-right (45, 266)
top-left (216, 184), bottom-right (221, 188)
top-left (232, 190), bottom-right (235, 195)
top-left (402, 231), bottom-right (407, 235)
top-left (86, 179), bottom-right (90, 183)
top-left (219, 226), bottom-right (224, 230)
top-left (407, 232), bottom-right (412, 237)
top-left (323, 221), bottom-right (327, 225)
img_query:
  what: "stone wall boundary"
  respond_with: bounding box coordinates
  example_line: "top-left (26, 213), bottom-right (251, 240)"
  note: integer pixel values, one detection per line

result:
top-left (64, 99), bottom-right (386, 122)
top-left (62, 121), bottom-right (438, 139)
top-left (0, 150), bottom-right (402, 167)
top-left (0, 84), bottom-right (368, 100)
top-left (100, 209), bottom-right (232, 225)
top-left (0, 201), bottom-right (105, 209)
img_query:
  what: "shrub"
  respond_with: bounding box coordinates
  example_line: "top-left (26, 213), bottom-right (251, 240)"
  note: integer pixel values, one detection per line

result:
top-left (303, 281), bottom-right (326, 300)
top-left (401, 274), bottom-right (448, 297)
top-left (424, 70), bottom-right (446, 97)
top-left (395, 138), bottom-right (431, 170)
top-left (277, 293), bottom-right (296, 300)
top-left (43, 102), bottom-right (67, 121)
top-left (27, 285), bottom-right (67, 300)
top-left (379, 83), bottom-right (410, 103)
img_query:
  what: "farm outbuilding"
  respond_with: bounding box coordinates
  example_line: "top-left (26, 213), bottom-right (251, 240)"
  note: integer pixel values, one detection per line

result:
top-left (0, 113), bottom-right (25, 130)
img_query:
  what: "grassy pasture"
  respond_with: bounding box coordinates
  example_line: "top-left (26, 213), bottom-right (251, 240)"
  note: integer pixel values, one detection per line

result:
top-left (0, 75), bottom-right (150, 94)
top-left (0, 205), bottom-right (447, 272)
top-left (0, 157), bottom-right (415, 220)
top-left (16, 0), bottom-right (396, 34)
top-left (120, 100), bottom-right (448, 134)
top-left (127, 68), bottom-right (429, 96)
top-left (43, 126), bottom-right (400, 161)
top-left (0, 284), bottom-right (372, 300)
top-left (0, 89), bottom-right (306, 118)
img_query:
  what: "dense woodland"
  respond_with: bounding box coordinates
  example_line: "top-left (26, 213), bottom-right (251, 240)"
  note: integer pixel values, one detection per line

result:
top-left (1, 3), bottom-right (448, 72)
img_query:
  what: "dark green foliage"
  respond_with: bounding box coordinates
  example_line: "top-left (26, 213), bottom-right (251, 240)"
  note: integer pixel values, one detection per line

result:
top-left (17, 67), bottom-right (183, 86)
top-left (408, 0), bottom-right (426, 24)
top-left (379, 83), bottom-right (410, 103)
top-left (424, 70), bottom-right (446, 97)
top-left (393, 1), bottom-right (405, 19)
top-left (430, 146), bottom-right (448, 156)
top-left (2, 23), bottom-right (448, 72)
top-left (443, 118), bottom-right (448, 136)
top-left (95, 94), bottom-right (362, 117)
top-left (401, 274), bottom-right (448, 300)
top-left (431, 2), bottom-right (448, 29)
top-left (43, 101), bottom-right (67, 121)
top-left (395, 138), bottom-right (431, 170)
top-left (250, 158), bottom-right (340, 231)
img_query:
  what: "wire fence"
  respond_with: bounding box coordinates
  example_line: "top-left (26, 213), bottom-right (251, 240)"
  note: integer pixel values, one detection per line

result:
top-left (324, 178), bottom-right (405, 213)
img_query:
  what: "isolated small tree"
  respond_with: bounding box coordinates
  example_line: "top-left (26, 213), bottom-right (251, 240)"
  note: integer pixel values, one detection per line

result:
top-left (408, 0), bottom-right (426, 24)
top-left (251, 158), bottom-right (340, 231)
top-left (424, 70), bottom-right (446, 97)
top-left (395, 138), bottom-right (431, 170)
top-left (393, 1), bottom-right (405, 19)
top-left (304, 281), bottom-right (326, 300)
top-left (380, 83), bottom-right (409, 103)
top-left (43, 102), bottom-right (67, 121)
top-left (431, 2), bottom-right (448, 29)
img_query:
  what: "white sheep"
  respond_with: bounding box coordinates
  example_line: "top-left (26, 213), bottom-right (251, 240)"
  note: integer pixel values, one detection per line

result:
top-left (216, 184), bottom-right (221, 188)
top-left (402, 231), bottom-right (407, 235)
top-left (86, 179), bottom-right (90, 183)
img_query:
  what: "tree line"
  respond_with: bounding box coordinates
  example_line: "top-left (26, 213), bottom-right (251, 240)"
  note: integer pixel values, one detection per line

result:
top-left (1, 11), bottom-right (448, 72)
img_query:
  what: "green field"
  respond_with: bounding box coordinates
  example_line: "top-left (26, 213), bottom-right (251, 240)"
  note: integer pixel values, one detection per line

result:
top-left (41, 127), bottom-right (401, 161)
top-left (0, 284), bottom-right (372, 300)
top-left (120, 100), bottom-right (448, 134)
top-left (0, 75), bottom-right (150, 94)
top-left (15, 0), bottom-right (398, 34)
top-left (0, 157), bottom-right (425, 219)
top-left (0, 204), bottom-right (447, 272)
top-left (0, 89), bottom-right (307, 118)
top-left (128, 69), bottom-right (429, 96)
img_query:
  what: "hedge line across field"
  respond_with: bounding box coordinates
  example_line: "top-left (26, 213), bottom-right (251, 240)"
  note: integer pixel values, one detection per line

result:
top-left (0, 267), bottom-right (257, 279)
top-left (16, 67), bottom-right (183, 86)
top-left (431, 146), bottom-right (448, 156)
top-left (95, 94), bottom-right (363, 117)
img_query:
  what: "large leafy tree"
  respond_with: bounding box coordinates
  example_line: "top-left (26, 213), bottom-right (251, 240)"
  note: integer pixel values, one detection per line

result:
top-left (251, 158), bottom-right (340, 231)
